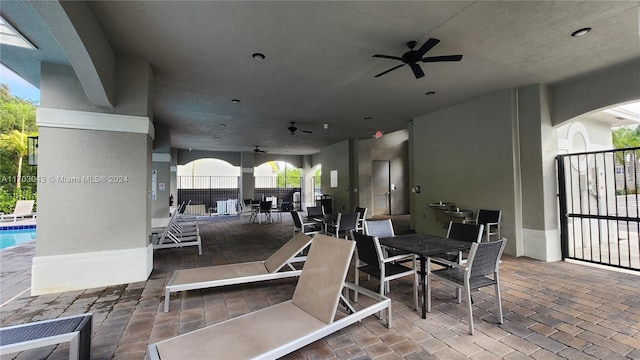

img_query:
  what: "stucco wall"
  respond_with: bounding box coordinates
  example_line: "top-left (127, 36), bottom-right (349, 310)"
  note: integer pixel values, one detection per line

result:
top-left (551, 60), bottom-right (640, 125)
top-left (36, 128), bottom-right (151, 255)
top-left (321, 140), bottom-right (351, 213)
top-left (412, 90), bottom-right (520, 255)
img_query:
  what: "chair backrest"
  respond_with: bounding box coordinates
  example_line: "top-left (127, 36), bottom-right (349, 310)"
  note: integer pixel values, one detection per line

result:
top-left (266, 196), bottom-right (278, 208)
top-left (264, 232), bottom-right (313, 273)
top-left (354, 207), bottom-right (367, 221)
top-left (291, 211), bottom-right (303, 228)
top-left (259, 200), bottom-right (272, 211)
top-left (468, 238), bottom-right (507, 278)
top-left (364, 219), bottom-right (395, 238)
top-left (336, 212), bottom-right (359, 233)
top-left (352, 232), bottom-right (383, 269)
top-left (179, 200), bottom-right (190, 214)
top-left (307, 206), bottom-right (325, 217)
top-left (447, 222), bottom-right (484, 243)
top-left (158, 206), bottom-right (182, 242)
top-left (13, 200), bottom-right (34, 215)
top-left (292, 234), bottom-right (355, 324)
top-left (477, 209), bottom-right (502, 225)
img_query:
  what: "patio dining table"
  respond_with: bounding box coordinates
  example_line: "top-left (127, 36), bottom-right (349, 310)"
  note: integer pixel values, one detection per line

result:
top-left (379, 233), bottom-right (472, 319)
top-left (309, 214), bottom-right (337, 234)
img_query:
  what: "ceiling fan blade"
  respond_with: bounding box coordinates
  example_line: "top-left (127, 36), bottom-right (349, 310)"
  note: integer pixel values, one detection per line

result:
top-left (422, 54), bottom-right (463, 63)
top-left (373, 54), bottom-right (403, 61)
top-left (301, 130), bottom-right (313, 134)
top-left (374, 64), bottom-right (405, 77)
top-left (416, 38), bottom-right (440, 56)
top-left (410, 63), bottom-right (425, 79)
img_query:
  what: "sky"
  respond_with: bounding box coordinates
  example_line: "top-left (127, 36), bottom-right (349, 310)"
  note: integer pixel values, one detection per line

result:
top-left (0, 64), bottom-right (40, 103)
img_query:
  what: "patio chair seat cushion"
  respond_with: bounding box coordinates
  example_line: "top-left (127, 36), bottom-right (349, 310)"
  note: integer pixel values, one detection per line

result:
top-left (431, 267), bottom-right (497, 289)
top-left (171, 262), bottom-right (268, 285)
top-left (154, 301), bottom-right (325, 359)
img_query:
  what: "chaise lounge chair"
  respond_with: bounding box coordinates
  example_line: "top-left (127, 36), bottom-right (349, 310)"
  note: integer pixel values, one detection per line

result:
top-left (0, 313), bottom-right (92, 360)
top-left (149, 234), bottom-right (391, 360)
top-left (163, 232), bottom-right (313, 312)
top-left (0, 200), bottom-right (35, 222)
top-left (153, 209), bottom-right (202, 255)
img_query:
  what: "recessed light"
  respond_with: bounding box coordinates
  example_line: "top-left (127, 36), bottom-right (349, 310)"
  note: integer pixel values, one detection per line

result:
top-left (571, 27), bottom-right (591, 37)
top-left (252, 53), bottom-right (265, 60)
top-left (214, 137), bottom-right (220, 140)
top-left (231, 99), bottom-right (240, 103)
top-left (425, 91), bottom-right (436, 96)
top-left (220, 124), bottom-right (226, 127)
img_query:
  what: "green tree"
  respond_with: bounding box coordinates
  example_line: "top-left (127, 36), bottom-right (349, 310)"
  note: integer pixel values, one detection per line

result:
top-left (0, 83), bottom-right (38, 193)
top-left (612, 126), bottom-right (640, 164)
top-left (1, 129), bottom-right (33, 189)
top-left (276, 164), bottom-right (302, 188)
top-left (0, 84), bottom-right (37, 133)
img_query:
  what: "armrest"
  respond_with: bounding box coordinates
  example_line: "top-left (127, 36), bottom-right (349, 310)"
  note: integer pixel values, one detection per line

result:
top-left (463, 219), bottom-right (477, 224)
top-left (428, 256), bottom-right (464, 269)
top-left (383, 253), bottom-right (415, 264)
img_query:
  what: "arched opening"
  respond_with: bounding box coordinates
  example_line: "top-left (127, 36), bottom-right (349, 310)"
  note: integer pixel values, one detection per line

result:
top-left (253, 161), bottom-right (303, 211)
top-left (177, 159), bottom-right (240, 215)
top-left (311, 164), bottom-right (322, 197)
top-left (556, 100), bottom-right (640, 270)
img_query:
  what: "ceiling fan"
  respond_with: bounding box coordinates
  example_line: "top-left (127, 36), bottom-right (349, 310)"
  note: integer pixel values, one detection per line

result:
top-left (373, 38), bottom-right (463, 79)
top-left (288, 122), bottom-right (312, 135)
top-left (254, 145), bottom-right (267, 153)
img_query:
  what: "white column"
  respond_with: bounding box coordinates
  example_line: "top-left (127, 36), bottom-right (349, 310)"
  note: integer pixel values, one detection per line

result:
top-left (32, 108), bottom-right (154, 295)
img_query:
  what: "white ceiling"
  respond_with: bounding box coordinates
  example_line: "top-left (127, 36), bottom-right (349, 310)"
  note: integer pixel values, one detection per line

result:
top-left (1, 1), bottom-right (639, 154)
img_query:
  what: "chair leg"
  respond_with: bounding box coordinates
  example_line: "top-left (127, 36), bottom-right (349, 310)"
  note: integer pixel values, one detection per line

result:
top-left (426, 261), bottom-right (432, 313)
top-left (465, 287), bottom-right (474, 335)
top-left (413, 259), bottom-right (419, 311)
top-left (495, 278), bottom-right (503, 324)
top-left (353, 265), bottom-right (360, 303)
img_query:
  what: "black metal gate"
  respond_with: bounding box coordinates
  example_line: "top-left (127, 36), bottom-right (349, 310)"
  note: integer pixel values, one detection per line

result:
top-left (557, 147), bottom-right (640, 271)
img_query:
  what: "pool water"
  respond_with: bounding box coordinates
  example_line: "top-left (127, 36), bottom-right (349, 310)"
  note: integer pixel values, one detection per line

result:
top-left (0, 228), bottom-right (36, 250)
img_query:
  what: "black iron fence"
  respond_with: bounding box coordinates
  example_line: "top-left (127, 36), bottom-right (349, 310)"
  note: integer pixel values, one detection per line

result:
top-left (557, 147), bottom-right (640, 271)
top-left (176, 176), bottom-right (239, 213)
top-left (177, 176), bottom-right (302, 213)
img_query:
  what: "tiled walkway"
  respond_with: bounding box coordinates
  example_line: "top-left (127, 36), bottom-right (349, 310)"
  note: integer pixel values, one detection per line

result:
top-left (1, 214), bottom-right (639, 359)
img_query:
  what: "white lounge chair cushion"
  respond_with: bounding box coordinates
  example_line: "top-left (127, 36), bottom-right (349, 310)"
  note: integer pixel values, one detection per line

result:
top-left (155, 301), bottom-right (324, 359)
top-left (264, 232), bottom-right (311, 273)
top-left (291, 234), bottom-right (354, 323)
top-left (171, 261), bottom-right (268, 286)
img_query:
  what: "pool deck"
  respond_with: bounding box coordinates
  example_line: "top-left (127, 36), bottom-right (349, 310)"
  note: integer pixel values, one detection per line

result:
top-left (1, 214), bottom-right (640, 360)
top-left (0, 219), bottom-right (37, 230)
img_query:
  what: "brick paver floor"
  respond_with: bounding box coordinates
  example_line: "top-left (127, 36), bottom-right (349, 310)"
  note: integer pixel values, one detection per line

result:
top-left (1, 214), bottom-right (639, 359)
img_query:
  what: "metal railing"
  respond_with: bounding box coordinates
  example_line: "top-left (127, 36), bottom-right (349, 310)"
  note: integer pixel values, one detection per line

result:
top-left (177, 176), bottom-right (239, 213)
top-left (557, 147), bottom-right (640, 270)
top-left (176, 176), bottom-right (302, 213)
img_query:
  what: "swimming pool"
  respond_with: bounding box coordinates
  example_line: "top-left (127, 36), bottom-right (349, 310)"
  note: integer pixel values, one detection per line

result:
top-left (0, 227), bottom-right (36, 250)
